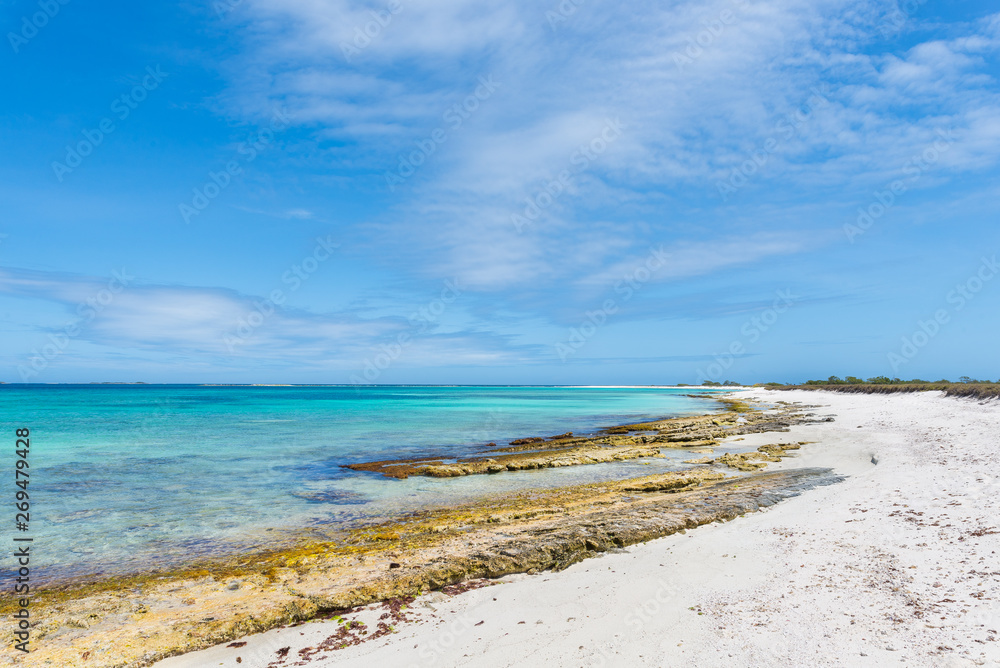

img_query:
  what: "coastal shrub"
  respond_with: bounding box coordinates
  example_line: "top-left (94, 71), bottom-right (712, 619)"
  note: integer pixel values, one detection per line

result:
top-left (781, 381), bottom-right (1000, 400)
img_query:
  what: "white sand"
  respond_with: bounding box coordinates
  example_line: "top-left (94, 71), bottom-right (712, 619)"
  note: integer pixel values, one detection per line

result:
top-left (156, 390), bottom-right (1000, 667)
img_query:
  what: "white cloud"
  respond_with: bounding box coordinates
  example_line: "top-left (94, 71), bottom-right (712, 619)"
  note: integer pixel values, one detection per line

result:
top-left (578, 233), bottom-right (812, 291)
top-left (0, 267), bottom-right (535, 374)
top-left (215, 0), bottom-right (1000, 296)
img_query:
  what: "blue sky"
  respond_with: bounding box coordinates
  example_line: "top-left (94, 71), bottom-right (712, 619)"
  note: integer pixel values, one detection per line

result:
top-left (1, 0), bottom-right (998, 384)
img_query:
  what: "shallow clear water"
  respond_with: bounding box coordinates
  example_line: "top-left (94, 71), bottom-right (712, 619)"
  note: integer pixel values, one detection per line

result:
top-left (1, 385), bottom-right (731, 582)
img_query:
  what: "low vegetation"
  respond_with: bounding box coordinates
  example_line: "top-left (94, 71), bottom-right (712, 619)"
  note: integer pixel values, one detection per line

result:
top-left (757, 376), bottom-right (1000, 400)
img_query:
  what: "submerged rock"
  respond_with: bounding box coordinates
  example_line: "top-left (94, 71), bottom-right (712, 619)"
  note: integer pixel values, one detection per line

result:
top-left (290, 490), bottom-right (368, 505)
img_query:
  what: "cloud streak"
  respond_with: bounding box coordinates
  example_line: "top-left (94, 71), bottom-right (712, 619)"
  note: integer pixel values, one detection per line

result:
top-left (216, 1), bottom-right (1000, 295)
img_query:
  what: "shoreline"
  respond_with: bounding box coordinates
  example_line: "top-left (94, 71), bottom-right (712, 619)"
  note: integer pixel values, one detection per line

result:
top-left (156, 388), bottom-right (1000, 668)
top-left (5, 387), bottom-right (732, 589)
top-left (17, 394), bottom-right (749, 590)
top-left (340, 395), bottom-right (777, 479)
top-left (13, 390), bottom-right (998, 667)
top-left (4, 395), bottom-right (829, 667)
top-left (11, 392), bottom-right (734, 590)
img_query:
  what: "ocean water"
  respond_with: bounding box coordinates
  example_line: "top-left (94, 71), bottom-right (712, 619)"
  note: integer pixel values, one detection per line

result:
top-left (1, 385), bottom-right (732, 583)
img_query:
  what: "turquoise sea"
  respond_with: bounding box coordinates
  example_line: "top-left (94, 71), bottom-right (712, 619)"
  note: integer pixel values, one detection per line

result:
top-left (1, 385), bottom-right (732, 584)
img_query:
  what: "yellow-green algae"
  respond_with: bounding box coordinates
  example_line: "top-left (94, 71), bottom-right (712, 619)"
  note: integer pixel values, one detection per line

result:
top-left (2, 398), bottom-right (829, 668)
top-left (345, 399), bottom-right (798, 479)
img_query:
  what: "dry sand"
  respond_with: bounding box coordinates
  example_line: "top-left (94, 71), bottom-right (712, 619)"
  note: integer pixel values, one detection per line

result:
top-left (155, 389), bottom-right (1000, 667)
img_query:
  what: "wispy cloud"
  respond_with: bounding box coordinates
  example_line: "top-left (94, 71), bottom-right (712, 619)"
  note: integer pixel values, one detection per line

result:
top-left (216, 1), bottom-right (1000, 298)
top-left (6, 2), bottom-right (999, 381)
top-left (0, 266), bottom-right (536, 374)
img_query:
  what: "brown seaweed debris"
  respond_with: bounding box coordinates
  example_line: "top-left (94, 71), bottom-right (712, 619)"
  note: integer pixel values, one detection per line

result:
top-left (294, 596), bottom-right (417, 661)
top-left (441, 578), bottom-right (498, 596)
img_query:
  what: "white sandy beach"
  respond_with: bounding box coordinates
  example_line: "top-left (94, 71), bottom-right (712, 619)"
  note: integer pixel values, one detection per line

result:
top-left (156, 390), bottom-right (1000, 668)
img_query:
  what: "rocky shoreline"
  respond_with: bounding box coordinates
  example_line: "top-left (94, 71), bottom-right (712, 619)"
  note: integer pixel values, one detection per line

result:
top-left (5, 398), bottom-right (840, 668)
top-left (344, 397), bottom-right (823, 479)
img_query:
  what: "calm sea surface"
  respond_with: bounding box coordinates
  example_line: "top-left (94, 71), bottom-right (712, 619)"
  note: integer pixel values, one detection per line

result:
top-left (1, 385), bottom-right (732, 583)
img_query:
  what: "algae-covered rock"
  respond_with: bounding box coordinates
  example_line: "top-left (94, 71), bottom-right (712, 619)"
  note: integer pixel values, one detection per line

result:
top-left (344, 400), bottom-right (817, 480)
top-left (716, 453), bottom-right (769, 471)
top-left (757, 443), bottom-right (800, 457)
top-left (10, 457), bottom-right (838, 668)
top-left (659, 438), bottom-right (719, 449)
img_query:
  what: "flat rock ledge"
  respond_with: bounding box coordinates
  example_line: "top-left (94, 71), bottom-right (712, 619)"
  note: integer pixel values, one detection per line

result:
top-left (344, 399), bottom-right (825, 479)
top-left (4, 465), bottom-right (843, 668)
